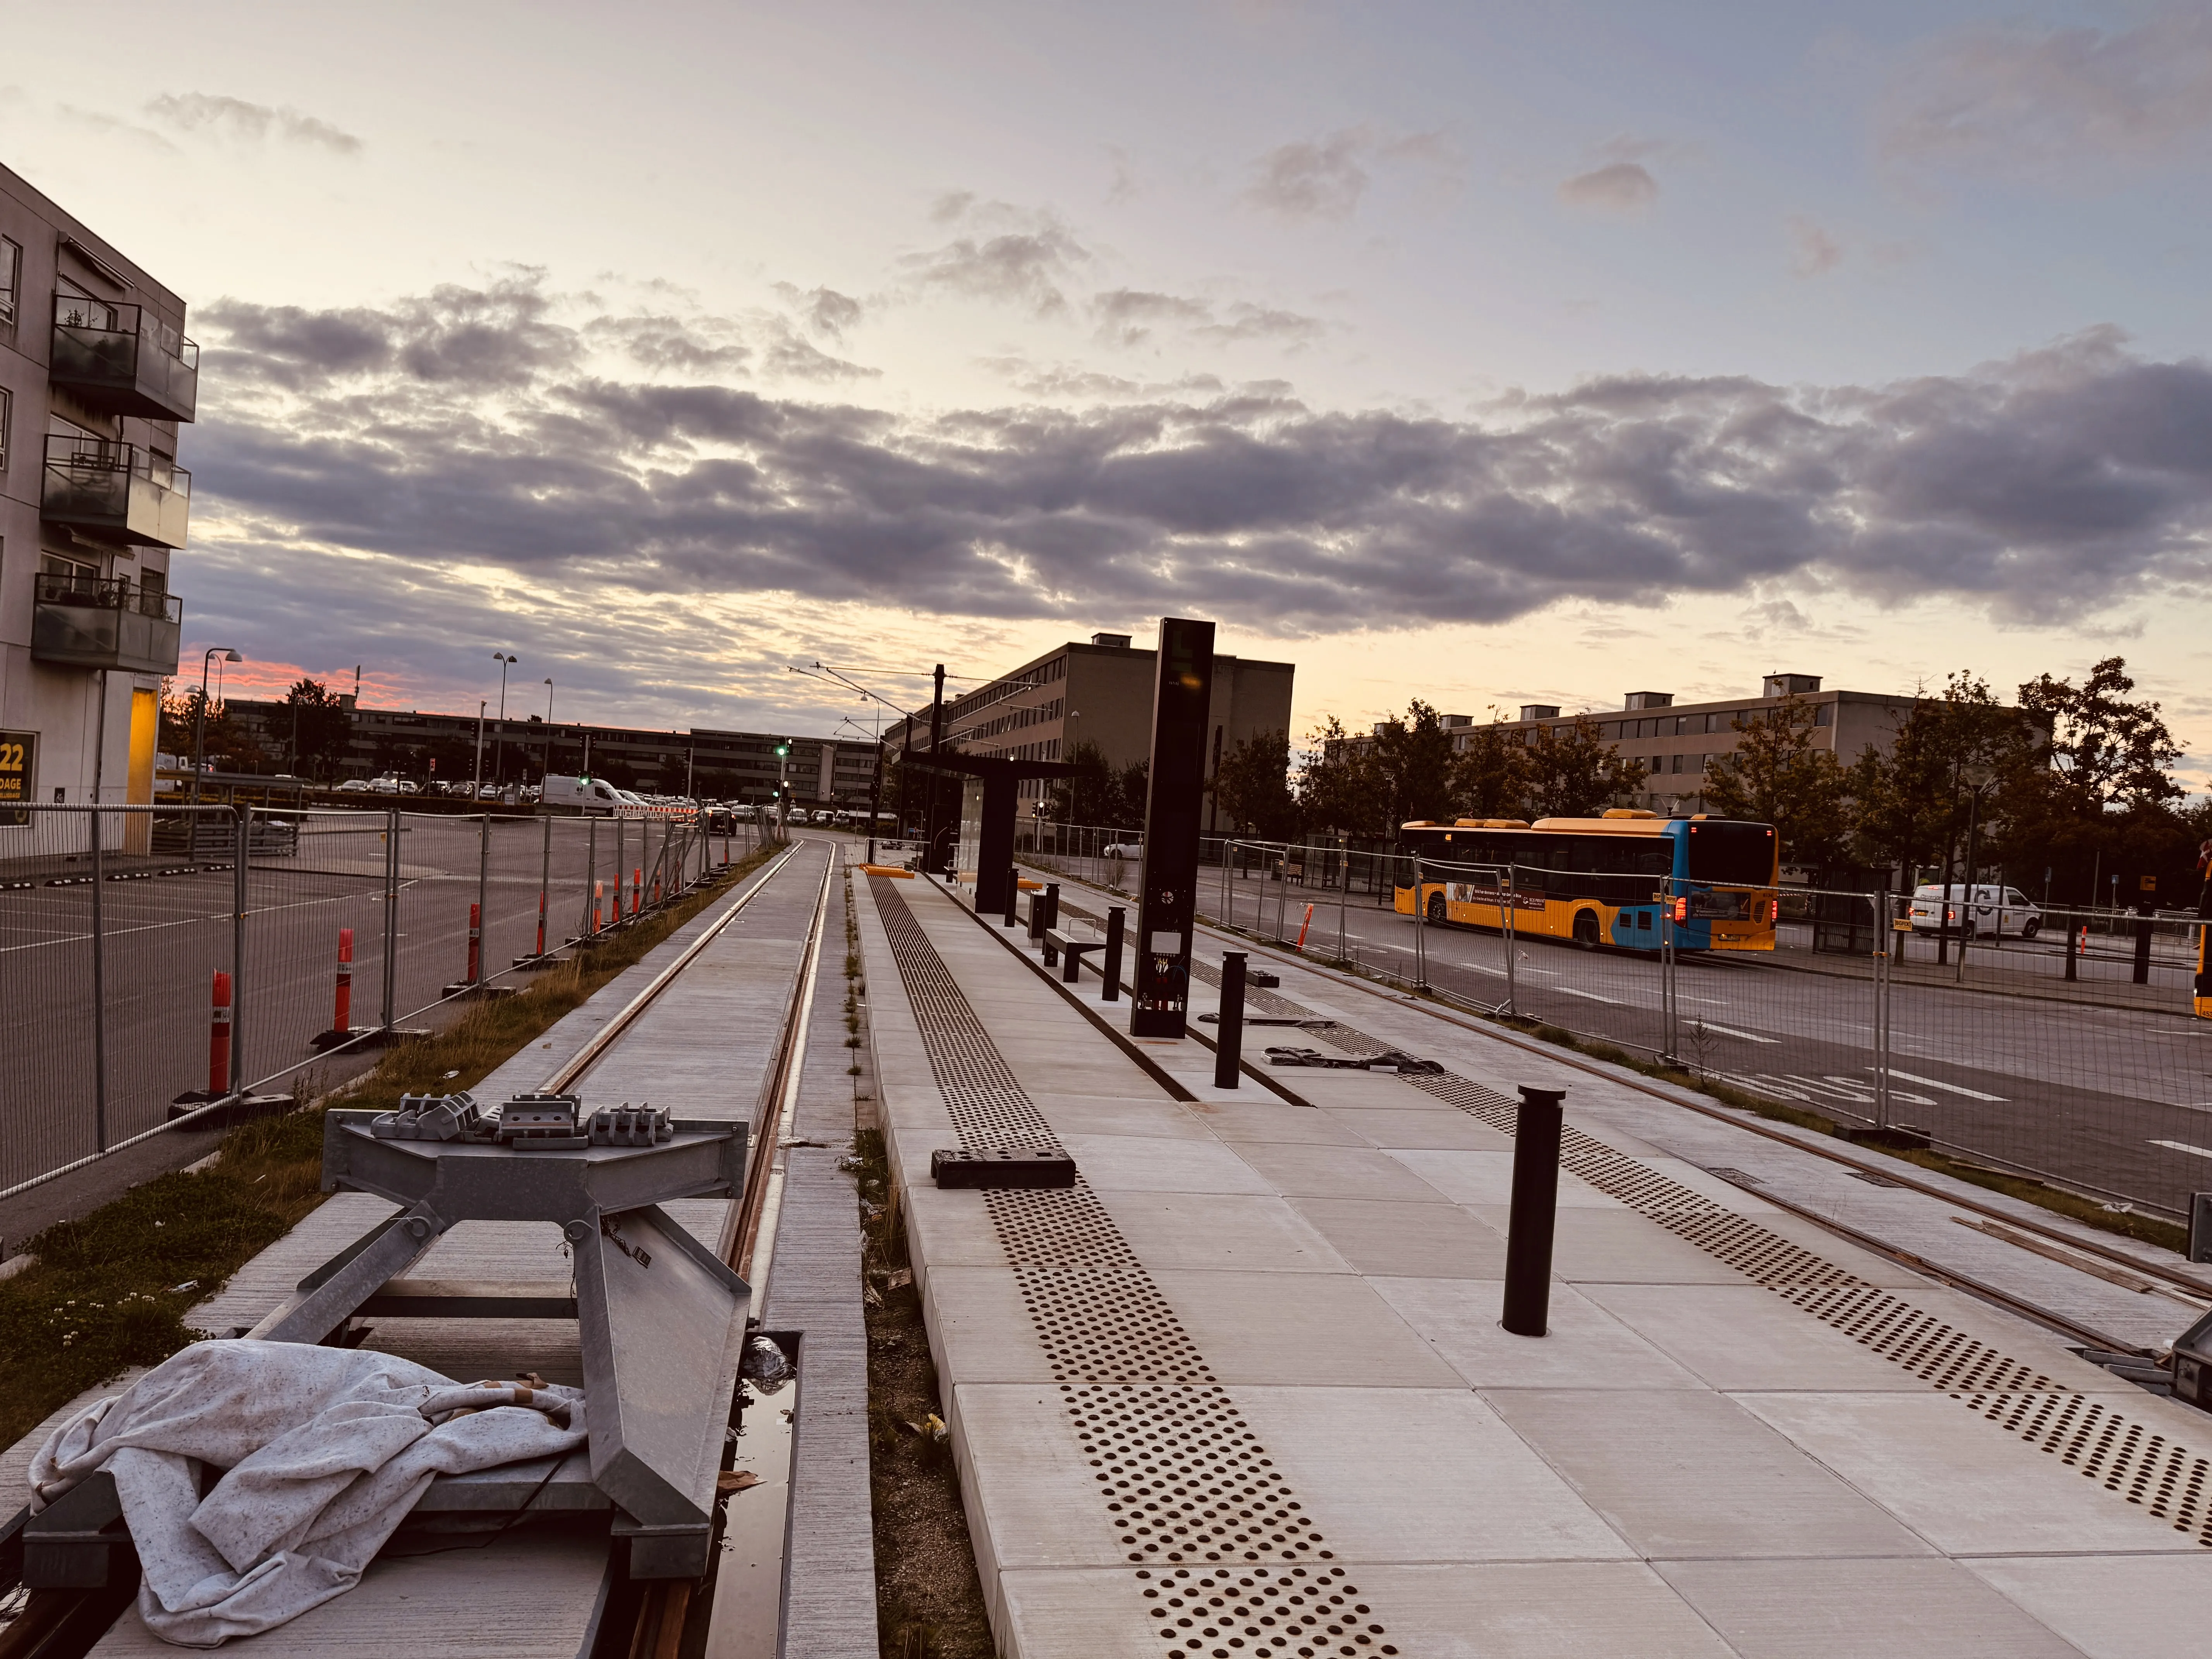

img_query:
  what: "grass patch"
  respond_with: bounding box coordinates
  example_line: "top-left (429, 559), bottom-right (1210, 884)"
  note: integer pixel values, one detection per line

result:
top-left (0, 844), bottom-right (781, 1451)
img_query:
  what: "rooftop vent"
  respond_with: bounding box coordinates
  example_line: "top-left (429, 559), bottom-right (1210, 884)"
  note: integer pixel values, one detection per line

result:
top-left (1762, 673), bottom-right (1821, 698)
top-left (1518, 704), bottom-right (1561, 723)
top-left (1091, 632), bottom-right (1133, 649)
top-left (1623, 691), bottom-right (1674, 710)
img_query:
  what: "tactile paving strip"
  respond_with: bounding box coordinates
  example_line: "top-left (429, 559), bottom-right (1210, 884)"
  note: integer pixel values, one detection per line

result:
top-left (1237, 967), bottom-right (2212, 1545)
top-left (870, 879), bottom-right (1398, 1656)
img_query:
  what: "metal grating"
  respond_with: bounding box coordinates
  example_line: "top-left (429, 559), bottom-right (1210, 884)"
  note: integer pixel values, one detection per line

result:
top-left (1238, 964), bottom-right (2212, 1547)
top-left (871, 880), bottom-right (1397, 1656)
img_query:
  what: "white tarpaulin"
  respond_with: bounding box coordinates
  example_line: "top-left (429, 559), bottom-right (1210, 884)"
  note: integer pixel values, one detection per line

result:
top-left (28, 1340), bottom-right (586, 1648)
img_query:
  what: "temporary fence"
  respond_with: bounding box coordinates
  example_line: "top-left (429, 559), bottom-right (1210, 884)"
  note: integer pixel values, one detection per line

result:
top-left (1022, 825), bottom-right (2212, 1223)
top-left (0, 804), bottom-right (775, 1195)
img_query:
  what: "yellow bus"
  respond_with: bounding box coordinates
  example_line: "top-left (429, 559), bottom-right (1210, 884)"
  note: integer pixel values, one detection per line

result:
top-left (1393, 811), bottom-right (1779, 951)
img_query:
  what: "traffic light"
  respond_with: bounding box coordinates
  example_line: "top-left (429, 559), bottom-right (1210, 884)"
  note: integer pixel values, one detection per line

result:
top-left (774, 741), bottom-right (790, 758)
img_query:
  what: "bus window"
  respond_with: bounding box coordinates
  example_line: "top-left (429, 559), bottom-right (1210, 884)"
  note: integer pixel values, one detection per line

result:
top-left (1684, 821), bottom-right (1777, 884)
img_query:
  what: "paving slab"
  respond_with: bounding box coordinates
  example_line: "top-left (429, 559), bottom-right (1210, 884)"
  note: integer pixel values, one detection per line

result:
top-left (1654, 1556), bottom-right (2084, 1659)
top-left (1058, 1132), bottom-right (1277, 1196)
top-left (1091, 1190), bottom-right (1353, 1274)
top-left (1580, 1283), bottom-right (1948, 1391)
top-left (1230, 1140), bottom-right (1457, 1203)
top-left (1484, 1389), bottom-right (1936, 1558)
top-left (1460, 1203), bottom-right (1760, 1285)
top-left (1192, 1099), bottom-right (1376, 1146)
top-left (1380, 1147), bottom-right (1624, 1208)
top-left (1284, 1196), bottom-right (1509, 1278)
top-left (1148, 1267), bottom-right (1467, 1388)
top-left (1323, 1104), bottom-right (1514, 1150)
top-left (1374, 1276), bottom-right (1704, 1389)
top-left (1962, 1554), bottom-right (2212, 1659)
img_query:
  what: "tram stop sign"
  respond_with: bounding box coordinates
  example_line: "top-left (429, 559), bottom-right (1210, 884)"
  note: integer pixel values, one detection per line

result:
top-left (1130, 617), bottom-right (1215, 1038)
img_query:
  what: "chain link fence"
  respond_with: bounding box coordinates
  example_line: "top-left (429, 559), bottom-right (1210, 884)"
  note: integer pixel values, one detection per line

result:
top-left (0, 804), bottom-right (772, 1195)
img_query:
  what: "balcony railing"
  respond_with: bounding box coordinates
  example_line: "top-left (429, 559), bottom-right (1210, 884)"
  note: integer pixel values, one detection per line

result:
top-left (31, 573), bottom-right (183, 675)
top-left (49, 295), bottom-right (199, 422)
top-left (41, 434), bottom-right (191, 549)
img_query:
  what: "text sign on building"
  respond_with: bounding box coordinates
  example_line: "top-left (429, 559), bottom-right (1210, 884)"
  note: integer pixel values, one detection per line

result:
top-left (1131, 618), bottom-right (1216, 1038)
top-left (0, 730), bottom-right (34, 826)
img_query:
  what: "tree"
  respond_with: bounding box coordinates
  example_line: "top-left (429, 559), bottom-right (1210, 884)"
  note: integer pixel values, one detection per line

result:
top-left (160, 682), bottom-right (261, 772)
top-left (2018, 657), bottom-right (2182, 811)
top-left (1297, 716), bottom-right (1387, 836)
top-left (279, 679), bottom-right (354, 780)
top-left (1209, 730), bottom-right (1299, 840)
top-left (1701, 695), bottom-right (1855, 869)
top-left (1525, 716), bottom-right (1646, 819)
top-left (1449, 720), bottom-right (1534, 819)
top-left (1048, 740), bottom-right (1138, 830)
top-left (1368, 701), bottom-right (1458, 828)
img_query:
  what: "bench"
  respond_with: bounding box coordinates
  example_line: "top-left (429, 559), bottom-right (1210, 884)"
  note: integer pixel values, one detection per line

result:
top-left (1044, 926), bottom-right (1104, 981)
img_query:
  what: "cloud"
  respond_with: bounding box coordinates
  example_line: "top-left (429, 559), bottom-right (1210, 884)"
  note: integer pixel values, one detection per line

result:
top-left (1088, 289), bottom-right (1326, 350)
top-left (187, 280), bottom-right (2212, 652)
top-left (976, 358), bottom-right (1229, 400)
top-left (146, 92), bottom-right (363, 153)
top-left (776, 284), bottom-right (862, 340)
top-left (1558, 161), bottom-right (1658, 211)
top-left (1880, 14), bottom-right (2212, 180)
top-left (1193, 302), bottom-right (1327, 348)
top-left (902, 201), bottom-right (1088, 316)
top-left (759, 322), bottom-right (879, 382)
top-left (1788, 216), bottom-right (1843, 278)
top-left (1244, 129), bottom-right (1372, 220)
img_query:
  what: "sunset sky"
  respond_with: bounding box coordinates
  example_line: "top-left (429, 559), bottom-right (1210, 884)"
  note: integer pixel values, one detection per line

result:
top-left (5, 2), bottom-right (2211, 776)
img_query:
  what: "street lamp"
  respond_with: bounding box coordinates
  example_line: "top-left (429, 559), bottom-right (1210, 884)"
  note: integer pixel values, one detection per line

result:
top-left (1953, 757), bottom-right (1998, 981)
top-left (191, 647), bottom-right (243, 805)
top-left (491, 652), bottom-right (517, 788)
top-left (542, 678), bottom-right (555, 783)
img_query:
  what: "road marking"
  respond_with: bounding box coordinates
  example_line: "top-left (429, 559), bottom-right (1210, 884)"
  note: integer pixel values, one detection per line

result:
top-left (1877, 1067), bottom-right (2008, 1102)
top-left (2154, 1140), bottom-right (2212, 1161)
top-left (1553, 986), bottom-right (1625, 1004)
top-left (1685, 1020), bottom-right (1778, 1044)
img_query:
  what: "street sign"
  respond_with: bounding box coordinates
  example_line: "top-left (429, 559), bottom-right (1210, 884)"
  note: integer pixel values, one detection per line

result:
top-left (0, 729), bottom-right (35, 826)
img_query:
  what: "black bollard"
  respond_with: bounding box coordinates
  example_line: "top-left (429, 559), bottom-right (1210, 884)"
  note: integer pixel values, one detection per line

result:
top-left (1029, 886), bottom-right (1048, 943)
top-left (2064, 916), bottom-right (2078, 981)
top-left (1103, 906), bottom-right (1125, 1002)
top-left (2135, 904), bottom-right (2154, 985)
top-left (1042, 883), bottom-right (1063, 967)
top-left (1215, 952), bottom-right (1247, 1089)
top-left (1003, 867), bottom-right (1020, 926)
top-left (1501, 1085), bottom-right (1567, 1337)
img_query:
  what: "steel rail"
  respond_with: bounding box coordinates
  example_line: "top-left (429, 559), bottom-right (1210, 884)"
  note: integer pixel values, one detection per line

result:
top-left (543, 842), bottom-right (798, 1093)
top-left (1032, 857), bottom-right (2212, 1307)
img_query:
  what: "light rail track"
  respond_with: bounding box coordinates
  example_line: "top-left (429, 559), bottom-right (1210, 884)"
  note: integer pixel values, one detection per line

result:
top-left (0, 840), bottom-right (841, 1659)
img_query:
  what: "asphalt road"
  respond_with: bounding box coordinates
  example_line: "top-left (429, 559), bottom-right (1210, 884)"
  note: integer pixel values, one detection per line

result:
top-left (1200, 866), bottom-right (2212, 1218)
top-left (0, 812), bottom-right (757, 1190)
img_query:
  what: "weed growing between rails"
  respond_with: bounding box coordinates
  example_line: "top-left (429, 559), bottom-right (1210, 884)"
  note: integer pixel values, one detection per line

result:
top-left (851, 1127), bottom-right (993, 1659)
top-left (0, 846), bottom-right (780, 1450)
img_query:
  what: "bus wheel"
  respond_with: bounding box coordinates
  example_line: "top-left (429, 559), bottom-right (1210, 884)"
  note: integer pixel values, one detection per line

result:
top-left (1426, 893), bottom-right (1447, 926)
top-left (1572, 910), bottom-right (1600, 948)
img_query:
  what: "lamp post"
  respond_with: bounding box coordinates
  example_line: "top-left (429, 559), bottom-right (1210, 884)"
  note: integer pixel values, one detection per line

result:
top-left (472, 700), bottom-right (487, 798)
top-left (542, 678), bottom-right (554, 782)
top-left (191, 647), bottom-right (243, 806)
top-left (1954, 758), bottom-right (1996, 982)
top-left (491, 652), bottom-right (517, 787)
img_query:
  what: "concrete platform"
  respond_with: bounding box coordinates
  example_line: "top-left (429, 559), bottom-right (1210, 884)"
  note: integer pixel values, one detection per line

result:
top-left (859, 869), bottom-right (2212, 1659)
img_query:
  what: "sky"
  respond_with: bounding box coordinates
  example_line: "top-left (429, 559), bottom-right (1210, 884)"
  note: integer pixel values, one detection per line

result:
top-left (5, 1), bottom-right (2212, 775)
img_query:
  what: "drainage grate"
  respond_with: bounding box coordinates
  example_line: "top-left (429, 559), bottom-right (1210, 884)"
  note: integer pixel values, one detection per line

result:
top-left (871, 880), bottom-right (1396, 1656)
top-left (1224, 960), bottom-right (2212, 1549)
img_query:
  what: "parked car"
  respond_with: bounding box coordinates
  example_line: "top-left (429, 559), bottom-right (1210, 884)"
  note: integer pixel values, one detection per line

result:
top-left (337, 778), bottom-right (373, 794)
top-left (1103, 841), bottom-right (1143, 859)
top-left (1907, 883), bottom-right (2041, 939)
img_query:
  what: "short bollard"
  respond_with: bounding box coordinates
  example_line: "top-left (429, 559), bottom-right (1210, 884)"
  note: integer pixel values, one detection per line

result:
top-left (631, 866), bottom-right (642, 917)
top-left (592, 880), bottom-right (604, 934)
top-left (2064, 919), bottom-right (2079, 981)
top-left (1046, 882), bottom-right (1061, 931)
top-left (1501, 1085), bottom-right (1567, 1337)
top-left (2135, 905), bottom-right (2154, 986)
top-left (466, 902), bottom-right (483, 986)
top-left (333, 927), bottom-right (353, 1035)
top-left (1103, 906), bottom-right (1126, 1002)
top-left (208, 970), bottom-right (233, 1094)
top-left (1003, 868), bottom-right (1020, 926)
top-left (1214, 952), bottom-right (1247, 1089)
top-left (1029, 889), bottom-right (1048, 943)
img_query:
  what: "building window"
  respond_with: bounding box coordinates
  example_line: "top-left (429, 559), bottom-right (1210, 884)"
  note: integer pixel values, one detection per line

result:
top-left (1814, 702), bottom-right (1833, 727)
top-left (0, 237), bottom-right (18, 325)
top-left (1670, 754), bottom-right (1684, 774)
top-left (0, 385), bottom-right (9, 471)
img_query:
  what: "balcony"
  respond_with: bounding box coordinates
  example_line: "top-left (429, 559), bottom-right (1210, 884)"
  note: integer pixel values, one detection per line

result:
top-left (41, 435), bottom-right (191, 549)
top-left (31, 573), bottom-right (182, 675)
top-left (49, 296), bottom-right (199, 421)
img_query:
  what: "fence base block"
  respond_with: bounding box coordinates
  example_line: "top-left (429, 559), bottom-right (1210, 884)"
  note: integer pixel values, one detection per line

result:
top-left (1842, 1123), bottom-right (1932, 1152)
top-left (441, 982), bottom-right (526, 1001)
top-left (165, 1092), bottom-right (299, 1130)
top-left (308, 1025), bottom-right (387, 1052)
top-left (510, 952), bottom-right (573, 971)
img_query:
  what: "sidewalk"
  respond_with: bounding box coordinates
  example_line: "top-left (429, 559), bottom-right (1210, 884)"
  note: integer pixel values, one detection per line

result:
top-left (857, 871), bottom-right (2212, 1658)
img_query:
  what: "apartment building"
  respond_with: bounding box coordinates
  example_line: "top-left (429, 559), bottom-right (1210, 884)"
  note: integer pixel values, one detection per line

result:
top-left (1463, 674), bottom-right (1911, 815)
top-left (886, 630), bottom-right (1296, 827)
top-left (0, 162), bottom-right (195, 824)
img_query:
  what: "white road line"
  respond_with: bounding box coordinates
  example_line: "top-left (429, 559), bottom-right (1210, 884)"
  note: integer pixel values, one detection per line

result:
top-left (1877, 1067), bottom-right (2009, 1103)
top-left (1553, 986), bottom-right (1625, 1004)
top-left (2154, 1139), bottom-right (2212, 1160)
top-left (1685, 1020), bottom-right (1778, 1044)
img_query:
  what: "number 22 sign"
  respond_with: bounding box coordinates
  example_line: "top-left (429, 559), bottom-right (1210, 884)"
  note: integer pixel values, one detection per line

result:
top-left (0, 730), bottom-right (37, 826)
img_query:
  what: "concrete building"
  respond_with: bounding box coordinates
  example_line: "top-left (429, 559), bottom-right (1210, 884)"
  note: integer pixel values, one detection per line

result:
top-left (1464, 673), bottom-right (1913, 816)
top-left (0, 163), bottom-right (195, 826)
top-left (223, 698), bottom-right (881, 805)
top-left (886, 630), bottom-right (1296, 828)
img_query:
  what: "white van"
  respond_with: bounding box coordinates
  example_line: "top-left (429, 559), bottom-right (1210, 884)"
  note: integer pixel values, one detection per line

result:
top-left (1908, 883), bottom-right (2042, 939)
top-left (540, 775), bottom-right (646, 817)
